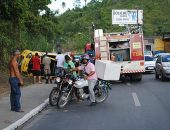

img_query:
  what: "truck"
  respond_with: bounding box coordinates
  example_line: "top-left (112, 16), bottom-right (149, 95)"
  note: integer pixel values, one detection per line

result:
top-left (94, 28), bottom-right (145, 81)
top-left (94, 10), bottom-right (145, 81)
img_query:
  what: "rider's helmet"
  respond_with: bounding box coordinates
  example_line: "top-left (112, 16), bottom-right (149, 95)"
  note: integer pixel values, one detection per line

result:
top-left (81, 53), bottom-right (90, 60)
top-left (81, 54), bottom-right (90, 65)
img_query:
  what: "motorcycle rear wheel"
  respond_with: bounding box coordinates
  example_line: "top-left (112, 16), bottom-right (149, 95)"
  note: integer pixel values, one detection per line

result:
top-left (95, 86), bottom-right (108, 103)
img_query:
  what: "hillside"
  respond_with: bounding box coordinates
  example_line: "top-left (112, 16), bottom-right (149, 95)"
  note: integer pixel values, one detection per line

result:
top-left (54, 0), bottom-right (170, 51)
top-left (0, 0), bottom-right (170, 93)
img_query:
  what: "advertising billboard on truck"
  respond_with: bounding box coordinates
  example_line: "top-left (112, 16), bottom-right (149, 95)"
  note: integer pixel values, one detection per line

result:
top-left (112, 10), bottom-right (143, 25)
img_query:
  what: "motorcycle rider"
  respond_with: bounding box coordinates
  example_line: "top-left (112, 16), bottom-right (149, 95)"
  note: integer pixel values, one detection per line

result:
top-left (63, 55), bottom-right (77, 77)
top-left (72, 54), bottom-right (98, 106)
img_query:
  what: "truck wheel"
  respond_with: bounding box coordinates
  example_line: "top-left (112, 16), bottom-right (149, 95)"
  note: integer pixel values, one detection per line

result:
top-left (130, 73), bottom-right (142, 82)
top-left (137, 76), bottom-right (142, 81)
top-left (155, 71), bottom-right (159, 79)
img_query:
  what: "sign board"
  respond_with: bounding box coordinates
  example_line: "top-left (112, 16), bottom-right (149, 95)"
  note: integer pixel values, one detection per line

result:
top-left (112, 10), bottom-right (143, 25)
top-left (130, 34), bottom-right (144, 61)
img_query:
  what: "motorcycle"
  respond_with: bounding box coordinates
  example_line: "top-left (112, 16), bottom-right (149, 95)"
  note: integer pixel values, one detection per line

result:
top-left (57, 72), bottom-right (111, 109)
top-left (49, 67), bottom-right (67, 106)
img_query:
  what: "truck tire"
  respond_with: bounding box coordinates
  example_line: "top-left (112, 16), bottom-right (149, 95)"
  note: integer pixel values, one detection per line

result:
top-left (130, 73), bottom-right (142, 82)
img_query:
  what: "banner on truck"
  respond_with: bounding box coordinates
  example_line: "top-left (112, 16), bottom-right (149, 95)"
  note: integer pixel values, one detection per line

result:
top-left (130, 34), bottom-right (144, 61)
top-left (112, 10), bottom-right (143, 25)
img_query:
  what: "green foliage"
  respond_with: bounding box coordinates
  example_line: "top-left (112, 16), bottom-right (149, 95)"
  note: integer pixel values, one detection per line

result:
top-left (0, 0), bottom-right (57, 66)
top-left (55, 0), bottom-right (170, 52)
top-left (0, 0), bottom-right (170, 67)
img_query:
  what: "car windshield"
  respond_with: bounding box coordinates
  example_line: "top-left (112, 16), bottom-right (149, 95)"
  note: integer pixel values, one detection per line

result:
top-left (144, 51), bottom-right (152, 56)
top-left (145, 56), bottom-right (154, 61)
top-left (162, 55), bottom-right (170, 62)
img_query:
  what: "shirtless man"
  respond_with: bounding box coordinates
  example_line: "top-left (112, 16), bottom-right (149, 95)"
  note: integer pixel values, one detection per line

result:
top-left (9, 50), bottom-right (24, 112)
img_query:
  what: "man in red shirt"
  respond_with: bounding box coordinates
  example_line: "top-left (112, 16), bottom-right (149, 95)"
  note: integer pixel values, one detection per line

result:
top-left (31, 53), bottom-right (42, 83)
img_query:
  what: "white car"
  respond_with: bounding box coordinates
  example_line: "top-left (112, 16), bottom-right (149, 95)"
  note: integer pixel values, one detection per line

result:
top-left (144, 51), bottom-right (153, 57)
top-left (144, 56), bottom-right (156, 72)
top-left (154, 53), bottom-right (168, 61)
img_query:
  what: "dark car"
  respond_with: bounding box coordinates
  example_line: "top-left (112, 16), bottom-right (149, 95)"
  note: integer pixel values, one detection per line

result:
top-left (155, 53), bottom-right (170, 81)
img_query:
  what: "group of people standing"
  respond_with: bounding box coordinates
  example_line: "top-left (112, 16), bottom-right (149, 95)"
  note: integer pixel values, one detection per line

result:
top-left (30, 52), bottom-right (52, 84)
top-left (56, 52), bottom-right (98, 106)
top-left (8, 49), bottom-right (98, 113)
top-left (30, 51), bottom-right (98, 106)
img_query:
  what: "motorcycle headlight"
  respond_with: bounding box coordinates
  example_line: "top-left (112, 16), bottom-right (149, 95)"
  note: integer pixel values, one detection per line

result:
top-left (68, 79), bottom-right (73, 85)
top-left (56, 77), bottom-right (61, 82)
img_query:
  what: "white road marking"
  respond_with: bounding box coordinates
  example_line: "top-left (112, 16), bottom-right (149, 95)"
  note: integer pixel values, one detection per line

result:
top-left (132, 92), bottom-right (141, 107)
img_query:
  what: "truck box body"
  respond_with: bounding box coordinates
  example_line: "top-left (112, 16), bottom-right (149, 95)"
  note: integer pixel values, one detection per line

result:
top-left (95, 60), bottom-right (121, 80)
top-left (94, 29), bottom-right (145, 81)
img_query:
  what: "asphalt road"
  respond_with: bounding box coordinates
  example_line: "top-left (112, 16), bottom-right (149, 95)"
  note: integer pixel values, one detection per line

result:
top-left (22, 74), bottom-right (170, 130)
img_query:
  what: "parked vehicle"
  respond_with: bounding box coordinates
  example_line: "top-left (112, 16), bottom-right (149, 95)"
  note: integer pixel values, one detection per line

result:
top-left (57, 71), bottom-right (110, 109)
top-left (144, 51), bottom-right (153, 57)
top-left (144, 56), bottom-right (156, 72)
top-left (155, 53), bottom-right (170, 81)
top-left (20, 50), bottom-right (57, 76)
top-left (94, 28), bottom-right (145, 81)
top-left (49, 67), bottom-right (66, 106)
top-left (154, 53), bottom-right (168, 61)
top-left (94, 10), bottom-right (145, 81)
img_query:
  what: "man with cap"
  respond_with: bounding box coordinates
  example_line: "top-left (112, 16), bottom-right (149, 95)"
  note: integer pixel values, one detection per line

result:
top-left (42, 51), bottom-right (52, 84)
top-left (9, 50), bottom-right (24, 112)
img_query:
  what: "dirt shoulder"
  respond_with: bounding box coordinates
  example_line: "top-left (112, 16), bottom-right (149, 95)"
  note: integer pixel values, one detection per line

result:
top-left (0, 70), bottom-right (32, 96)
top-left (0, 70), bottom-right (10, 96)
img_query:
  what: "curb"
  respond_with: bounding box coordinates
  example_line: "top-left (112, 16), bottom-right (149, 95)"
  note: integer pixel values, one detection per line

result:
top-left (3, 99), bottom-right (49, 130)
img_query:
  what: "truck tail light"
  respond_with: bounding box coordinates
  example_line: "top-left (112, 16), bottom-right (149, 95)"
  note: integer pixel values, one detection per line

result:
top-left (140, 61), bottom-right (144, 66)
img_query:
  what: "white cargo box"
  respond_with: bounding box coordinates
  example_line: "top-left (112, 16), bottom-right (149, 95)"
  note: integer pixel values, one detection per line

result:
top-left (95, 60), bottom-right (121, 80)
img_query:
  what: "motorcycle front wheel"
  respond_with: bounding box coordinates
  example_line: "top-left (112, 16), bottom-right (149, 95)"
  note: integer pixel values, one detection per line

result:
top-left (49, 88), bottom-right (60, 106)
top-left (95, 85), bottom-right (108, 103)
top-left (57, 91), bottom-right (70, 109)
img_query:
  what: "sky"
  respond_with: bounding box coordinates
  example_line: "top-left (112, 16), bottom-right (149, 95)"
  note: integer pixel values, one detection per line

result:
top-left (48, 0), bottom-right (91, 14)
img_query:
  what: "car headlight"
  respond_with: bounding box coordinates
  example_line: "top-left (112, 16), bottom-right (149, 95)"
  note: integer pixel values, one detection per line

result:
top-left (163, 66), bottom-right (170, 69)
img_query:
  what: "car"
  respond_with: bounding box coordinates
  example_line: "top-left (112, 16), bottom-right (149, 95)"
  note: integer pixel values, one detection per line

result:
top-left (144, 56), bottom-right (156, 72)
top-left (155, 53), bottom-right (170, 81)
top-left (153, 53), bottom-right (168, 61)
top-left (144, 51), bottom-right (153, 57)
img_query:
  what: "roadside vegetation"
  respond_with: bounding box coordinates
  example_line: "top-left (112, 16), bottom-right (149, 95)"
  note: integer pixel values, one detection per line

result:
top-left (0, 0), bottom-right (170, 67)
